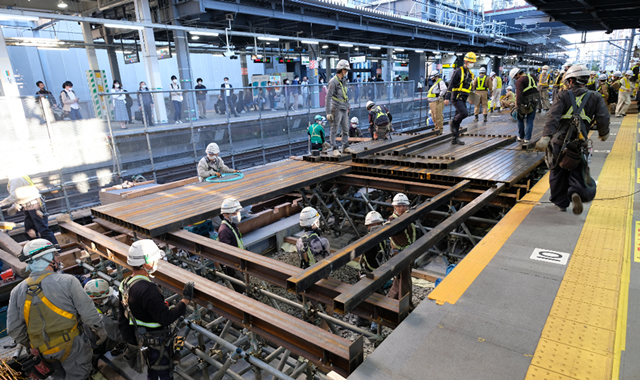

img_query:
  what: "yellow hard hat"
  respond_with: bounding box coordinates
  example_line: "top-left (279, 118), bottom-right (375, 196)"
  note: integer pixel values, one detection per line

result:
top-left (464, 52), bottom-right (477, 62)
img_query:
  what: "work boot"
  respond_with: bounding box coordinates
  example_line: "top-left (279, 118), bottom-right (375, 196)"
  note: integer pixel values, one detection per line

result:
top-left (451, 138), bottom-right (465, 146)
top-left (483, 114), bottom-right (488, 122)
top-left (490, 108), bottom-right (494, 113)
top-left (474, 115), bottom-right (479, 121)
top-left (343, 147), bottom-right (354, 154)
top-left (571, 193), bottom-right (583, 215)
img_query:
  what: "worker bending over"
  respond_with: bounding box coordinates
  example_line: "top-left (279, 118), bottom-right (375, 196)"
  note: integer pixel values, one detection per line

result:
top-left (326, 60), bottom-right (353, 156)
top-left (84, 278), bottom-right (125, 368)
top-left (500, 86), bottom-right (516, 110)
top-left (118, 240), bottom-right (193, 380)
top-left (386, 193), bottom-right (416, 308)
top-left (308, 115), bottom-right (329, 152)
top-left (366, 101), bottom-right (392, 140)
top-left (445, 52), bottom-right (477, 145)
top-left (472, 67), bottom-right (491, 122)
top-left (197, 142), bottom-right (239, 182)
top-left (8, 239), bottom-right (107, 380)
top-left (296, 207), bottom-right (330, 269)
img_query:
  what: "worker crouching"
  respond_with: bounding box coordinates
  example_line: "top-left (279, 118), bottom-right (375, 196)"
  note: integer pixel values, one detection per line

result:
top-left (296, 207), bottom-right (330, 269)
top-left (197, 142), bottom-right (240, 182)
top-left (366, 101), bottom-right (393, 140)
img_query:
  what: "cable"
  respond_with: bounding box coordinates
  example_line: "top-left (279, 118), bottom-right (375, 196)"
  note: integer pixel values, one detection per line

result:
top-left (521, 188), bottom-right (640, 205)
top-left (205, 172), bottom-right (244, 183)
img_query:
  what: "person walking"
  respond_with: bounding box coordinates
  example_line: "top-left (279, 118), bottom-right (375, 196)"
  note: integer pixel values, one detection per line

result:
top-left (472, 67), bottom-right (492, 122)
top-left (615, 70), bottom-right (633, 117)
top-left (137, 81), bottom-right (155, 126)
top-left (510, 67), bottom-right (539, 144)
top-left (170, 75), bottom-right (183, 124)
top-left (195, 78), bottom-right (207, 119)
top-left (427, 70), bottom-right (447, 135)
top-left (292, 75), bottom-right (301, 110)
top-left (112, 80), bottom-right (128, 130)
top-left (444, 52), bottom-right (477, 145)
top-left (489, 71), bottom-right (502, 112)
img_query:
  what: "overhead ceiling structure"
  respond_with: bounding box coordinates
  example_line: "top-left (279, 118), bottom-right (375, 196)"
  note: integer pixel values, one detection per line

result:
top-left (524, 0), bottom-right (640, 33)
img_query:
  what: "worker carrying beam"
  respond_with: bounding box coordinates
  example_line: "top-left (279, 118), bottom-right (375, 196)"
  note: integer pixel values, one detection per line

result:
top-left (7, 239), bottom-right (107, 380)
top-left (118, 239), bottom-right (194, 379)
top-left (326, 59), bottom-right (353, 156)
top-left (197, 142), bottom-right (240, 182)
top-left (444, 51), bottom-right (477, 145)
top-left (296, 207), bottom-right (330, 269)
top-left (535, 64), bottom-right (610, 214)
top-left (472, 67), bottom-right (492, 123)
top-left (0, 174), bottom-right (57, 244)
top-left (386, 193), bottom-right (416, 309)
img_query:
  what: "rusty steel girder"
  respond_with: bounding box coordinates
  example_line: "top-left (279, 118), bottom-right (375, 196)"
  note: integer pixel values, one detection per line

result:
top-left (58, 221), bottom-right (363, 377)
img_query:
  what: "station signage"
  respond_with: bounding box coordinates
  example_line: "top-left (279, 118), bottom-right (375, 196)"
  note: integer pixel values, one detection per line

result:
top-left (254, 57), bottom-right (271, 63)
top-left (124, 51), bottom-right (140, 64)
top-left (350, 56), bottom-right (366, 64)
top-left (302, 56), bottom-right (310, 65)
top-left (157, 47), bottom-right (171, 60)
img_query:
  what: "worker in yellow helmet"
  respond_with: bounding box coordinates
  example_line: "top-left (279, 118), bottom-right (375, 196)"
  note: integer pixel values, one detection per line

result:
top-left (444, 52), bottom-right (476, 145)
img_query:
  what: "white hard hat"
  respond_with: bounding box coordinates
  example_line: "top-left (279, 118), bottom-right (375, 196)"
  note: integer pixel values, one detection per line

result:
top-left (430, 70), bottom-right (440, 77)
top-left (507, 86), bottom-right (513, 90)
top-left (541, 65), bottom-right (549, 71)
top-left (365, 211), bottom-right (384, 226)
top-left (564, 64), bottom-right (591, 81)
top-left (350, 117), bottom-right (359, 124)
top-left (84, 278), bottom-right (114, 300)
top-left (366, 100), bottom-right (375, 109)
top-left (479, 67), bottom-right (486, 73)
top-left (613, 71), bottom-right (622, 77)
top-left (206, 143), bottom-right (220, 155)
top-left (626, 70), bottom-right (633, 76)
top-left (299, 207), bottom-right (320, 227)
top-left (590, 71), bottom-right (596, 75)
top-left (336, 60), bottom-right (351, 71)
top-left (509, 67), bottom-right (522, 79)
top-left (392, 193), bottom-right (410, 206)
top-left (128, 239), bottom-right (163, 267)
top-left (221, 198), bottom-right (242, 214)
top-left (489, 71), bottom-right (496, 77)
top-left (23, 238), bottom-right (58, 272)
top-left (598, 74), bottom-right (608, 81)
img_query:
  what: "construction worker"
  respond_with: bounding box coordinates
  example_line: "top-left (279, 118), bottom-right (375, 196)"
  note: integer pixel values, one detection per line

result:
top-left (386, 193), bottom-right (416, 307)
top-left (608, 71), bottom-right (622, 114)
top-left (360, 211), bottom-right (390, 276)
top-left (586, 71), bottom-right (597, 90)
top-left (296, 207), bottom-right (330, 269)
top-left (615, 70), bottom-right (633, 117)
top-left (489, 71), bottom-right (502, 112)
top-left (197, 142), bottom-right (239, 182)
top-left (8, 239), bottom-right (107, 380)
top-left (537, 65), bottom-right (551, 112)
top-left (510, 67), bottom-right (539, 144)
top-left (219, 198), bottom-right (244, 250)
top-left (500, 86), bottom-right (516, 110)
top-left (426, 71), bottom-right (447, 135)
top-left (535, 64), bottom-right (609, 214)
top-left (632, 61), bottom-right (640, 112)
top-left (596, 74), bottom-right (609, 108)
top-left (0, 175), bottom-right (57, 244)
top-left (366, 100), bottom-right (393, 140)
top-left (349, 117), bottom-right (363, 138)
top-left (308, 115), bottom-right (329, 151)
top-left (84, 279), bottom-right (124, 367)
top-left (118, 240), bottom-right (193, 379)
top-left (552, 63), bottom-right (570, 102)
top-left (326, 59), bottom-right (352, 156)
top-left (444, 52), bottom-right (477, 145)
top-left (472, 67), bottom-right (491, 122)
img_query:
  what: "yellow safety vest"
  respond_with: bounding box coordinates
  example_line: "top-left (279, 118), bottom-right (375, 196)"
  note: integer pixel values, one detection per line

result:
top-left (476, 76), bottom-right (487, 91)
top-left (427, 79), bottom-right (442, 98)
top-left (221, 220), bottom-right (244, 250)
top-left (495, 76), bottom-right (502, 89)
top-left (331, 76), bottom-right (348, 103)
top-left (25, 273), bottom-right (80, 362)
top-left (621, 77), bottom-right (630, 90)
top-left (453, 67), bottom-right (473, 93)
top-left (539, 73), bottom-right (549, 87)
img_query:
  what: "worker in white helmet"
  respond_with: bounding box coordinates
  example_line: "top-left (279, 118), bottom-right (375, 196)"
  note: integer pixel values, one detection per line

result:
top-left (385, 193), bottom-right (416, 307)
top-left (537, 65), bottom-right (551, 112)
top-left (7, 239), bottom-right (107, 380)
top-left (500, 86), bottom-right (516, 110)
top-left (426, 70), bottom-right (447, 134)
top-left (197, 142), bottom-right (240, 182)
top-left (472, 67), bottom-right (492, 122)
top-left (489, 71), bottom-right (502, 113)
top-left (326, 59), bottom-right (353, 156)
top-left (349, 117), bottom-right (363, 138)
top-left (615, 70), bottom-right (634, 117)
top-left (84, 278), bottom-right (125, 367)
top-left (366, 100), bottom-right (393, 140)
top-left (360, 211), bottom-right (390, 275)
top-left (607, 71), bottom-right (622, 115)
top-left (586, 71), bottom-right (597, 90)
top-left (296, 207), bottom-right (330, 269)
top-left (596, 74), bottom-right (610, 107)
top-left (119, 239), bottom-right (193, 378)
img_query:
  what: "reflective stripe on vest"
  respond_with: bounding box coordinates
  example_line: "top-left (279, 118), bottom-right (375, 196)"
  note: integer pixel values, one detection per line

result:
top-left (331, 76), bottom-right (348, 103)
top-left (597, 84), bottom-right (606, 98)
top-left (453, 67), bottom-right (472, 93)
top-left (309, 124), bottom-right (323, 143)
top-left (119, 275), bottom-right (163, 329)
top-left (560, 93), bottom-right (592, 123)
top-left (427, 79), bottom-right (442, 98)
top-left (621, 78), bottom-right (630, 89)
top-left (476, 76), bottom-right (487, 91)
top-left (303, 232), bottom-right (320, 265)
top-left (221, 220), bottom-right (244, 250)
top-left (24, 273), bottom-right (80, 361)
top-left (540, 73), bottom-right (549, 87)
top-left (388, 214), bottom-right (417, 250)
top-left (523, 74), bottom-right (536, 92)
top-left (362, 242), bottom-right (387, 272)
top-left (372, 105), bottom-right (388, 124)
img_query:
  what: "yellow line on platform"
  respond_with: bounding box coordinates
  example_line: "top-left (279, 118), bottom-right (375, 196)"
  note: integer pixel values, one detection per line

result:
top-left (525, 115), bottom-right (636, 380)
top-left (427, 172), bottom-right (550, 306)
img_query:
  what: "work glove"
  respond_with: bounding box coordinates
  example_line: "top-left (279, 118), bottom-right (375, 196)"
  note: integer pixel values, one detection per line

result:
top-left (234, 170), bottom-right (241, 173)
top-left (92, 327), bottom-right (108, 346)
top-left (327, 114), bottom-right (334, 123)
top-left (535, 136), bottom-right (551, 152)
top-left (599, 133), bottom-right (609, 142)
top-left (183, 281), bottom-right (195, 301)
top-left (7, 205), bottom-right (18, 216)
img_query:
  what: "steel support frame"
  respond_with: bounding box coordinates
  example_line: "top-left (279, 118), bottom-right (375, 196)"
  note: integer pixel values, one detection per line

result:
top-left (333, 183), bottom-right (505, 313)
top-left (286, 181), bottom-right (471, 294)
top-left (58, 221), bottom-right (362, 377)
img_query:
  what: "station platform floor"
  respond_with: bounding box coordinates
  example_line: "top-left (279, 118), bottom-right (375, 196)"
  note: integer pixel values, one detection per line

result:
top-left (348, 113), bottom-right (640, 380)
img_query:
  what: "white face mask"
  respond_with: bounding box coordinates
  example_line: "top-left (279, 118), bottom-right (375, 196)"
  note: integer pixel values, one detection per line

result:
top-left (172, 79), bottom-right (178, 84)
top-left (225, 80), bottom-right (229, 84)
top-left (140, 84), bottom-right (146, 89)
top-left (198, 81), bottom-right (202, 84)
top-left (114, 84), bottom-right (120, 88)
top-left (231, 212), bottom-right (241, 224)
top-left (468, 63), bottom-right (475, 68)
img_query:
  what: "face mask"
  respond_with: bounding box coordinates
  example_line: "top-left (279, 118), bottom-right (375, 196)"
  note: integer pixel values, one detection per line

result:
top-left (231, 213), bottom-right (241, 224)
top-left (172, 79), bottom-right (177, 84)
top-left (140, 84), bottom-right (146, 89)
top-left (198, 81), bottom-right (202, 84)
top-left (468, 63), bottom-right (475, 68)
top-left (145, 261), bottom-right (159, 277)
top-left (115, 84), bottom-right (120, 88)
top-left (225, 80), bottom-right (229, 84)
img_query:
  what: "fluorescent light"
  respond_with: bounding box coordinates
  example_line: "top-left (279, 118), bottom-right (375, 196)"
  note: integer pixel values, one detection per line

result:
top-left (394, 48), bottom-right (404, 52)
top-left (301, 40), bottom-right (319, 44)
top-left (369, 46), bottom-right (381, 50)
top-left (58, 0), bottom-right (68, 8)
top-left (415, 50), bottom-right (424, 53)
top-left (191, 35), bottom-right (200, 40)
top-left (0, 14), bottom-right (39, 21)
top-left (322, 45), bottom-right (329, 48)
top-left (103, 23), bottom-right (145, 30)
top-left (355, 47), bottom-right (359, 51)
top-left (339, 43), bottom-right (353, 47)
top-left (190, 31), bottom-right (219, 37)
top-left (258, 37), bottom-right (279, 41)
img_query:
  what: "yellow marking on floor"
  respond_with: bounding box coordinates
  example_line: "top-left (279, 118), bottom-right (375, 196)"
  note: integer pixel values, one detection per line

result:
top-left (637, 168), bottom-right (640, 183)
top-left (636, 222), bottom-right (640, 263)
top-left (525, 115), bottom-right (636, 380)
top-left (427, 172), bottom-right (550, 305)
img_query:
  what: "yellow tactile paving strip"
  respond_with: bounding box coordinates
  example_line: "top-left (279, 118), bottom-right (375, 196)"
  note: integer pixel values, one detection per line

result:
top-left (525, 115), bottom-right (637, 380)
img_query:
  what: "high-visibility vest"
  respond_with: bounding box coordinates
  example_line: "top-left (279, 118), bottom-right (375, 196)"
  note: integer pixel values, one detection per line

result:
top-left (495, 76), bottom-right (502, 89)
top-left (119, 275), bottom-right (162, 329)
top-left (388, 213), bottom-right (416, 250)
top-left (427, 79), bottom-right (442, 98)
top-left (25, 273), bottom-right (80, 362)
top-left (221, 220), bottom-right (244, 250)
top-left (452, 67), bottom-right (473, 93)
top-left (539, 73), bottom-right (549, 87)
top-left (523, 74), bottom-right (536, 92)
top-left (561, 93), bottom-right (592, 124)
top-left (308, 123), bottom-right (324, 144)
top-left (476, 76), bottom-right (487, 91)
top-left (597, 83), bottom-right (607, 98)
top-left (621, 77), bottom-right (631, 90)
top-left (331, 76), bottom-right (348, 103)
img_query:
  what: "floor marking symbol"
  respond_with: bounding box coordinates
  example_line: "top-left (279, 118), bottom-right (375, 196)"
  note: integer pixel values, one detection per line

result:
top-left (635, 221), bottom-right (640, 263)
top-left (530, 248), bottom-right (571, 265)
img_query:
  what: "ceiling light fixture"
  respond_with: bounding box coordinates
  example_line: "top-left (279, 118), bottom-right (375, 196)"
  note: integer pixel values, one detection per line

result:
top-left (415, 50), bottom-right (424, 53)
top-left (369, 46), bottom-right (381, 50)
top-left (58, 0), bottom-right (68, 9)
top-left (103, 23), bottom-right (145, 30)
top-left (301, 40), bottom-right (319, 44)
top-left (339, 43), bottom-right (353, 47)
top-left (394, 48), bottom-right (404, 52)
top-left (191, 35), bottom-right (200, 40)
top-left (322, 44), bottom-right (329, 48)
top-left (258, 36), bottom-right (279, 41)
top-left (190, 31), bottom-right (219, 37)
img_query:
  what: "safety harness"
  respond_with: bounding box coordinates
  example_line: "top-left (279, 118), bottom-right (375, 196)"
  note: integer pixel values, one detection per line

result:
top-left (539, 73), bottom-right (549, 87)
top-left (24, 273), bottom-right (79, 362)
top-left (620, 77), bottom-right (631, 90)
top-left (220, 220), bottom-right (244, 250)
top-left (361, 240), bottom-right (391, 273)
top-left (308, 123), bottom-right (324, 144)
top-left (370, 105), bottom-right (390, 126)
top-left (548, 91), bottom-right (592, 172)
top-left (452, 67), bottom-right (473, 94)
top-left (522, 74), bottom-right (537, 92)
top-left (388, 214), bottom-right (416, 250)
top-left (476, 76), bottom-right (487, 91)
top-left (427, 79), bottom-right (442, 98)
top-left (331, 76), bottom-right (349, 103)
top-left (298, 231), bottom-right (329, 269)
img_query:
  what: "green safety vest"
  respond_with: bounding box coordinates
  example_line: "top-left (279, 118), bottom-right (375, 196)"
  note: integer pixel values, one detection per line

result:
top-left (119, 275), bottom-right (162, 329)
top-left (453, 67), bottom-right (473, 93)
top-left (523, 74), bottom-right (536, 92)
top-left (308, 123), bottom-right (324, 144)
top-left (597, 83), bottom-right (607, 98)
top-left (560, 93), bottom-right (592, 124)
top-left (221, 220), bottom-right (244, 250)
top-left (476, 76), bottom-right (487, 91)
top-left (427, 79), bottom-right (442, 98)
top-left (331, 76), bottom-right (348, 103)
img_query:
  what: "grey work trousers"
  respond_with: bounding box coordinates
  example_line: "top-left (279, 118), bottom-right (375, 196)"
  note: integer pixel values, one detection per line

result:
top-left (330, 109), bottom-right (350, 149)
top-left (45, 333), bottom-right (93, 380)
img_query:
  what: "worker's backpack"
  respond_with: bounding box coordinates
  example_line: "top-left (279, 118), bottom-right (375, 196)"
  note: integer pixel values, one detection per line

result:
top-left (607, 86), bottom-right (618, 104)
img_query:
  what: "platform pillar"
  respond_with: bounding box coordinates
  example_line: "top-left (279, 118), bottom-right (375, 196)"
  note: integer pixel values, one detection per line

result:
top-left (408, 51), bottom-right (425, 84)
top-left (81, 22), bottom-right (100, 72)
top-left (103, 30), bottom-right (122, 83)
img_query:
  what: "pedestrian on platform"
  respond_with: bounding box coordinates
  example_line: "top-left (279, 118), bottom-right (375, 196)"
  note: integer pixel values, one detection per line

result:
top-left (112, 79), bottom-right (128, 130)
top-left (221, 77), bottom-right (239, 117)
top-left (197, 142), bottom-right (239, 182)
top-left (386, 193), bottom-right (416, 308)
top-left (296, 207), bottom-right (330, 269)
top-left (195, 78), bottom-right (207, 119)
top-left (427, 70), bottom-right (447, 135)
top-left (326, 59), bottom-right (352, 156)
top-left (292, 75), bottom-right (301, 110)
top-left (472, 67), bottom-right (492, 122)
top-left (60, 81), bottom-right (82, 120)
top-left (137, 81), bottom-right (155, 126)
top-left (510, 67), bottom-right (539, 144)
top-left (444, 51), bottom-right (477, 145)
top-left (170, 75), bottom-right (183, 124)
top-left (535, 64), bottom-right (610, 214)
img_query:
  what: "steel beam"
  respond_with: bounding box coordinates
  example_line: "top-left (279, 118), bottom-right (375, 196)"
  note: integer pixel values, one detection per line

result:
top-left (58, 221), bottom-right (362, 377)
top-left (286, 181), bottom-right (471, 294)
top-left (333, 184), bottom-right (505, 314)
top-left (92, 218), bottom-right (405, 326)
top-left (331, 174), bottom-right (516, 206)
